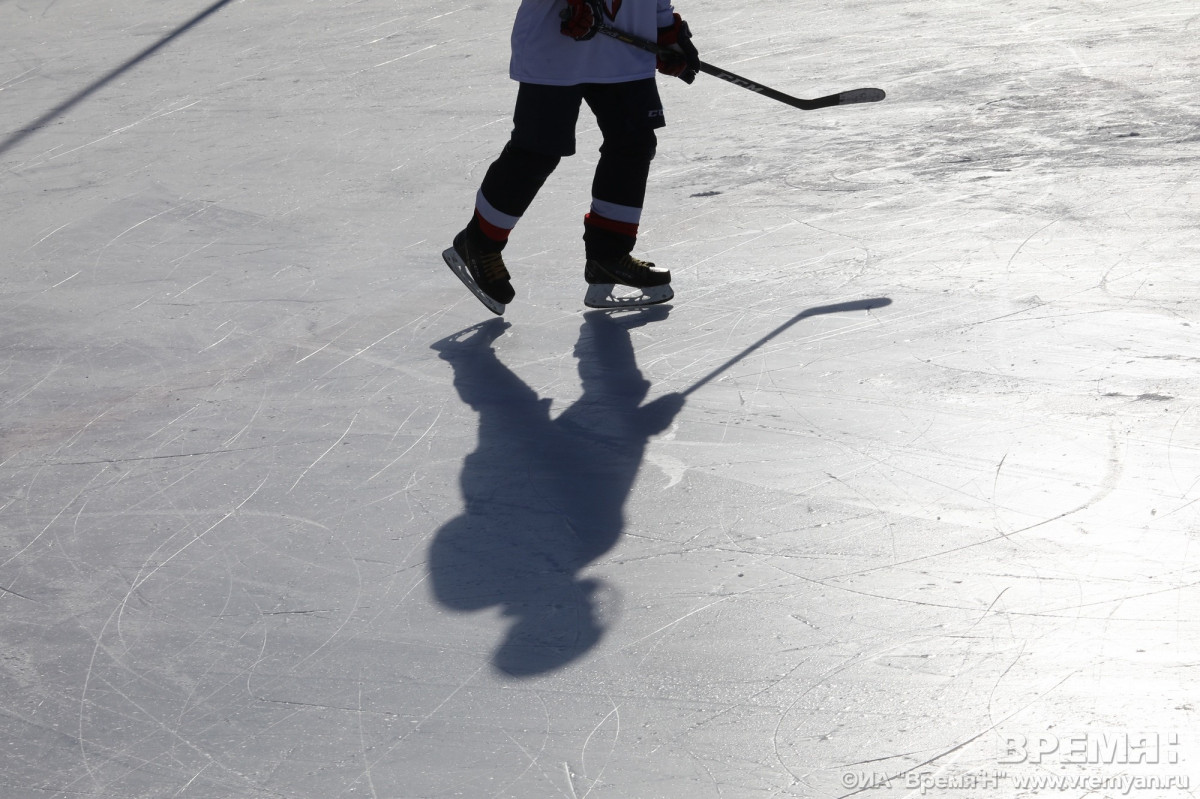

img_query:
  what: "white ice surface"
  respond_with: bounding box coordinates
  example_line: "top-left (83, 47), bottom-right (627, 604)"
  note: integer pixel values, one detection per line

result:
top-left (3, 1), bottom-right (1200, 797)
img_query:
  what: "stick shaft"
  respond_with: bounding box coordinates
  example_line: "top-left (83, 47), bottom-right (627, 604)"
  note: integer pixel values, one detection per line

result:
top-left (596, 23), bottom-right (885, 111)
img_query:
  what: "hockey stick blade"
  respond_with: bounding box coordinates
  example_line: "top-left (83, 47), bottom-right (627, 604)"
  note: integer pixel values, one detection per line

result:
top-left (837, 88), bottom-right (887, 105)
top-left (697, 63), bottom-right (884, 110)
top-left (596, 23), bottom-right (886, 112)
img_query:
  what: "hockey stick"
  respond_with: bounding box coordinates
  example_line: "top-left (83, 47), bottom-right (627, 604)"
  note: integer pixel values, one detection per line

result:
top-left (681, 298), bottom-right (892, 398)
top-left (596, 22), bottom-right (885, 111)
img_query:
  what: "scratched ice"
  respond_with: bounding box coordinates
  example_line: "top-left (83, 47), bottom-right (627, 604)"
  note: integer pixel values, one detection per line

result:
top-left (2, 1), bottom-right (1199, 797)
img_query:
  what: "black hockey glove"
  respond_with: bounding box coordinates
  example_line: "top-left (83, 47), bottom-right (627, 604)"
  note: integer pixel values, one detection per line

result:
top-left (656, 14), bottom-right (700, 84)
top-left (561, 0), bottom-right (604, 41)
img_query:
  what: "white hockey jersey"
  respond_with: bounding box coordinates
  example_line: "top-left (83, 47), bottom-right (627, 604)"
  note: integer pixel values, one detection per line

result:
top-left (510, 0), bottom-right (679, 86)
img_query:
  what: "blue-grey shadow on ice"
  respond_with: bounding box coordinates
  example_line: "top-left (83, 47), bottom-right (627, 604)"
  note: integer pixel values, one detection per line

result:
top-left (429, 308), bottom-right (683, 677)
top-left (427, 297), bottom-right (892, 677)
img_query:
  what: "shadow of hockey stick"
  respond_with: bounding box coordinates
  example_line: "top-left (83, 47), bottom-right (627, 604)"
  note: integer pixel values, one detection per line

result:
top-left (681, 297), bottom-right (893, 398)
top-left (0, 0), bottom-right (237, 158)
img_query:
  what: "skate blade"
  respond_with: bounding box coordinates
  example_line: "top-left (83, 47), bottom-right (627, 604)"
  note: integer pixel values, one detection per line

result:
top-left (583, 283), bottom-right (674, 309)
top-left (442, 247), bottom-right (506, 316)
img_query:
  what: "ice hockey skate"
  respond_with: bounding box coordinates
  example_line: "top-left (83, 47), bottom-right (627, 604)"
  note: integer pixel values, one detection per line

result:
top-left (442, 229), bottom-right (515, 316)
top-left (583, 253), bottom-right (674, 309)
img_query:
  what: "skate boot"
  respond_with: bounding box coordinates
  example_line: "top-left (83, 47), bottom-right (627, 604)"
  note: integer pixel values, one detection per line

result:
top-left (583, 253), bottom-right (674, 309)
top-left (442, 228), bottom-right (515, 316)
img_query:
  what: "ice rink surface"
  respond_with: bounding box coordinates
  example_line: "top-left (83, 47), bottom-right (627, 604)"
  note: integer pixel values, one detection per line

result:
top-left (3, 1), bottom-right (1200, 796)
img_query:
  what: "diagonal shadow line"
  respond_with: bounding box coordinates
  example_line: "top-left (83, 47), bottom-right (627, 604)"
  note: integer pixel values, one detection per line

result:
top-left (682, 297), bottom-right (893, 397)
top-left (0, 0), bottom-right (237, 158)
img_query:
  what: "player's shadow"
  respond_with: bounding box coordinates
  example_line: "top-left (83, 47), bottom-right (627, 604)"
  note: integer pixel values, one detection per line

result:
top-left (428, 308), bottom-right (683, 677)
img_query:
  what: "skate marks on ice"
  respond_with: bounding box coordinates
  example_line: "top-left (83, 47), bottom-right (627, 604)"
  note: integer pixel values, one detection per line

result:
top-left (428, 309), bottom-right (684, 676)
top-left (0, 0), bottom-right (239, 158)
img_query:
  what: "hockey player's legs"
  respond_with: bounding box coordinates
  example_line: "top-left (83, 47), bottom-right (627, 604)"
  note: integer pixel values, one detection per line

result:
top-left (475, 83), bottom-right (584, 243)
top-left (581, 78), bottom-right (665, 260)
top-left (446, 80), bottom-right (672, 312)
top-left (475, 142), bottom-right (561, 243)
top-left (510, 82), bottom-right (587, 158)
top-left (584, 132), bottom-right (655, 259)
top-left (448, 84), bottom-right (582, 313)
top-left (584, 77), bottom-right (667, 142)
top-left (578, 79), bottom-right (672, 307)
